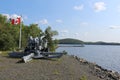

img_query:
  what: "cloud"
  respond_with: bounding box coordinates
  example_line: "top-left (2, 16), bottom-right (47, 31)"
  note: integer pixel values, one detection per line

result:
top-left (84, 32), bottom-right (89, 36)
top-left (61, 34), bottom-right (66, 37)
top-left (73, 5), bottom-right (84, 11)
top-left (56, 19), bottom-right (63, 23)
top-left (94, 2), bottom-right (106, 12)
top-left (39, 19), bottom-right (48, 25)
top-left (80, 22), bottom-right (89, 26)
top-left (61, 30), bottom-right (69, 33)
top-left (60, 30), bottom-right (69, 37)
top-left (74, 33), bottom-right (79, 36)
top-left (109, 25), bottom-right (120, 29)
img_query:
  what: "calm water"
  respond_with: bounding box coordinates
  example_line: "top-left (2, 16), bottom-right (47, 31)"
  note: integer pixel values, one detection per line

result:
top-left (56, 44), bottom-right (120, 73)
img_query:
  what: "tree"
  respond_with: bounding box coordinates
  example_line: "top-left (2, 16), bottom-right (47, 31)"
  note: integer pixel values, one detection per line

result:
top-left (0, 14), bottom-right (58, 51)
top-left (0, 25), bottom-right (18, 50)
top-left (0, 14), bottom-right (7, 26)
top-left (21, 24), bottom-right (42, 48)
top-left (28, 24), bottom-right (42, 37)
top-left (44, 26), bottom-right (58, 52)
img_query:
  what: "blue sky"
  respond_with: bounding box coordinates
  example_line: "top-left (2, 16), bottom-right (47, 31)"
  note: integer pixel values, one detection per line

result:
top-left (1, 0), bottom-right (120, 42)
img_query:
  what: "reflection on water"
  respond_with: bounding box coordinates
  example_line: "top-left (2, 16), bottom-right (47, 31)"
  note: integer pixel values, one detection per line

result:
top-left (56, 44), bottom-right (120, 73)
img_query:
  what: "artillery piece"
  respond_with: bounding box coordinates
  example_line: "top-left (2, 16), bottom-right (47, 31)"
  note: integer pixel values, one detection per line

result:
top-left (9, 35), bottom-right (64, 63)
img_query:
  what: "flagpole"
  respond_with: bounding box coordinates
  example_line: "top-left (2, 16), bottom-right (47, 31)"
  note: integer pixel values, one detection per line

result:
top-left (19, 15), bottom-right (22, 49)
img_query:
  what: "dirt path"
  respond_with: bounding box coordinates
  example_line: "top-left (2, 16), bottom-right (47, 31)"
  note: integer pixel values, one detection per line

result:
top-left (0, 54), bottom-right (114, 80)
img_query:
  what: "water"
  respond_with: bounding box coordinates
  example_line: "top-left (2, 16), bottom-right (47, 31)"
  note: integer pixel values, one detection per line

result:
top-left (56, 44), bottom-right (120, 73)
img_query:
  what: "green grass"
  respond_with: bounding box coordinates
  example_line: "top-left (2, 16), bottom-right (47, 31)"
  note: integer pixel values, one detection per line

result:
top-left (0, 66), bottom-right (7, 71)
top-left (0, 51), bottom-right (10, 56)
top-left (80, 75), bottom-right (87, 80)
top-left (0, 59), bottom-right (3, 62)
top-left (53, 69), bottom-right (60, 75)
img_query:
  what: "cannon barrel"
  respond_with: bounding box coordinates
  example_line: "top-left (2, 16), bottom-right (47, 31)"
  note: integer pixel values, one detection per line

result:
top-left (22, 53), bottom-right (34, 63)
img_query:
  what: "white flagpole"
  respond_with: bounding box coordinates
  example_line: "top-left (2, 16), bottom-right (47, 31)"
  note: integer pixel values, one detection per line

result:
top-left (19, 15), bottom-right (22, 49)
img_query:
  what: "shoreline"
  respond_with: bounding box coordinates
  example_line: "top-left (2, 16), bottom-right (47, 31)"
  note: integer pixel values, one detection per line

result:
top-left (58, 45), bottom-right (84, 47)
top-left (71, 55), bottom-right (120, 80)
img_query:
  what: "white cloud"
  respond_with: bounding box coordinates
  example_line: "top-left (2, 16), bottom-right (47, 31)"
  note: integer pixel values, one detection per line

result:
top-left (80, 22), bottom-right (89, 26)
top-left (56, 19), bottom-right (63, 23)
top-left (61, 34), bottom-right (66, 37)
top-left (84, 32), bottom-right (89, 36)
top-left (109, 25), bottom-right (120, 29)
top-left (94, 2), bottom-right (106, 12)
top-left (60, 30), bottom-right (69, 37)
top-left (39, 19), bottom-right (48, 25)
top-left (73, 5), bottom-right (84, 11)
top-left (61, 30), bottom-right (69, 33)
top-left (74, 33), bottom-right (79, 36)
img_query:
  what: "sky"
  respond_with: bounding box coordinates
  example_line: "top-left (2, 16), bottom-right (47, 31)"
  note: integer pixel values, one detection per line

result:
top-left (1, 0), bottom-right (120, 42)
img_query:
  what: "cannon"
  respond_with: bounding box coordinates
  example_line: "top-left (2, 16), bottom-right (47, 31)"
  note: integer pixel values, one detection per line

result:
top-left (9, 35), bottom-right (64, 63)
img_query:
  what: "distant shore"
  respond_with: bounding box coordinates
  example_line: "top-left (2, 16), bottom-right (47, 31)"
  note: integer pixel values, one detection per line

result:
top-left (58, 45), bottom-right (84, 47)
top-left (59, 38), bottom-right (120, 46)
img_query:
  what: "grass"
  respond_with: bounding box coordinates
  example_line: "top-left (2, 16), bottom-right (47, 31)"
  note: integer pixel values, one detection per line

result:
top-left (53, 69), bottom-right (60, 75)
top-left (0, 66), bottom-right (7, 71)
top-left (0, 59), bottom-right (3, 62)
top-left (0, 51), bottom-right (10, 56)
top-left (80, 75), bottom-right (87, 80)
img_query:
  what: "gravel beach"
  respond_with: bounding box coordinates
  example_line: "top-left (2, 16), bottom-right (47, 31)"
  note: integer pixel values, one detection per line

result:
top-left (0, 53), bottom-right (119, 80)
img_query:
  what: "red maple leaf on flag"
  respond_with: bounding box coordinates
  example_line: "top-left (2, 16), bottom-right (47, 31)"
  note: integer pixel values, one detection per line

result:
top-left (11, 17), bottom-right (21, 25)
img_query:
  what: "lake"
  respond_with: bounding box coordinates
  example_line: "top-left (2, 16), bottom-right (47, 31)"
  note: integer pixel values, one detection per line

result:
top-left (56, 44), bottom-right (120, 73)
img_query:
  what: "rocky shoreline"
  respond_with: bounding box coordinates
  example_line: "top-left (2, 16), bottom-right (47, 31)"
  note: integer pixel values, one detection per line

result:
top-left (72, 55), bottom-right (120, 80)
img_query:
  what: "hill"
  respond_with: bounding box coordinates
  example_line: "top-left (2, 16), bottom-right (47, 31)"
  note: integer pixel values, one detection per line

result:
top-left (59, 38), bottom-right (120, 45)
top-left (84, 41), bottom-right (120, 45)
top-left (59, 38), bottom-right (84, 44)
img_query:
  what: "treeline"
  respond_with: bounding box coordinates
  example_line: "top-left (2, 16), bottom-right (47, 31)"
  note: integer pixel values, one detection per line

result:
top-left (84, 41), bottom-right (120, 45)
top-left (59, 38), bottom-right (120, 46)
top-left (59, 38), bottom-right (84, 44)
top-left (0, 14), bottom-right (58, 51)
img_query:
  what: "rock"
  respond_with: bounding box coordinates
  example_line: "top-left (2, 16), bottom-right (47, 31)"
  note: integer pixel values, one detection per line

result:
top-left (107, 70), bottom-right (120, 80)
top-left (75, 56), bottom-right (80, 60)
top-left (70, 55), bottom-right (120, 80)
top-left (79, 58), bottom-right (88, 64)
top-left (70, 55), bottom-right (75, 58)
top-left (99, 75), bottom-right (106, 79)
top-left (94, 66), bottom-right (101, 72)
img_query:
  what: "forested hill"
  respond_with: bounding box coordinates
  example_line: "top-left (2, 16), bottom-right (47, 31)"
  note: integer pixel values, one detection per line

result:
top-left (59, 38), bottom-right (120, 45)
top-left (59, 38), bottom-right (84, 44)
top-left (84, 41), bottom-right (120, 45)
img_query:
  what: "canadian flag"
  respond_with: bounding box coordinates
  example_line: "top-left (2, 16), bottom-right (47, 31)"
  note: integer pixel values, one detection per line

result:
top-left (11, 17), bottom-right (21, 25)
